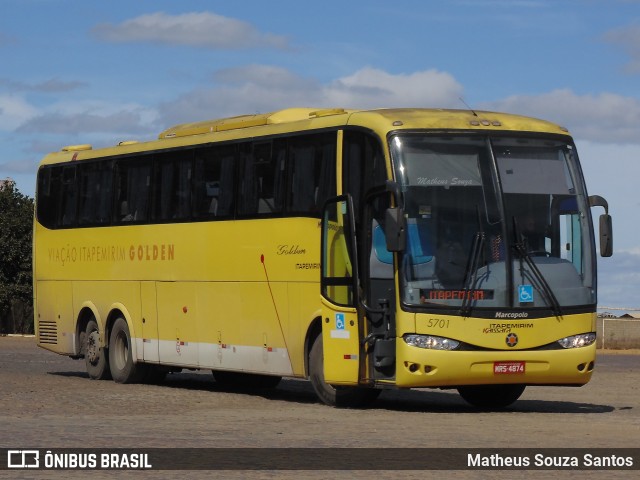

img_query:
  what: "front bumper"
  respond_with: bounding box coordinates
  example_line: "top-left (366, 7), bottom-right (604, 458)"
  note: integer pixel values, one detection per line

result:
top-left (395, 339), bottom-right (596, 388)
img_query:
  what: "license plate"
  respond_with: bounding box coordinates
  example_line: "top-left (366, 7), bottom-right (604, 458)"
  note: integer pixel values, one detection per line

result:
top-left (494, 361), bottom-right (525, 374)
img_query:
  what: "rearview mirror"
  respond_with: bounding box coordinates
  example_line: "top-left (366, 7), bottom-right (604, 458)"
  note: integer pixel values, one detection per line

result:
top-left (599, 214), bottom-right (613, 257)
top-left (589, 195), bottom-right (613, 257)
top-left (385, 207), bottom-right (406, 252)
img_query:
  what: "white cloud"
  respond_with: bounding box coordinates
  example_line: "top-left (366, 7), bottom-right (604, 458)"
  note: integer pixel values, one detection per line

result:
top-left (0, 157), bottom-right (39, 174)
top-left (158, 65), bottom-right (321, 123)
top-left (325, 67), bottom-right (463, 109)
top-left (14, 99), bottom-right (159, 136)
top-left (159, 65), bottom-right (464, 125)
top-left (483, 89), bottom-right (640, 144)
top-left (0, 95), bottom-right (38, 130)
top-left (0, 77), bottom-right (87, 93)
top-left (17, 110), bottom-right (154, 136)
top-left (92, 12), bottom-right (290, 50)
top-left (603, 22), bottom-right (640, 73)
top-left (213, 65), bottom-right (314, 90)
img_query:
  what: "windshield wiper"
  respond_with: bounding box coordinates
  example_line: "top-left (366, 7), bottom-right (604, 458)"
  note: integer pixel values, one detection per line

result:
top-left (512, 217), bottom-right (562, 317)
top-left (459, 231), bottom-right (485, 317)
top-left (459, 206), bottom-right (487, 317)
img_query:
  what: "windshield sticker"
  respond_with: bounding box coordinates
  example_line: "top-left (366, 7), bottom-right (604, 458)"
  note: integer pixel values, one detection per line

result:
top-left (518, 285), bottom-right (534, 303)
top-left (421, 289), bottom-right (494, 302)
top-left (405, 151), bottom-right (481, 187)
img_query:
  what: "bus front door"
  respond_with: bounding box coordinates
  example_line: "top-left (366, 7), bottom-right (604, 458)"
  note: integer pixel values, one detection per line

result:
top-left (320, 195), bottom-right (361, 385)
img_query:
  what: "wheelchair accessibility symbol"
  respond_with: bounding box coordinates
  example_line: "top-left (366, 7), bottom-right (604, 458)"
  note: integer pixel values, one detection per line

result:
top-left (335, 313), bottom-right (345, 330)
top-left (518, 285), bottom-right (534, 303)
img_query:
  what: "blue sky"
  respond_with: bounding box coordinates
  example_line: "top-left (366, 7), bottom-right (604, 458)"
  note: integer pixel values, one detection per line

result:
top-left (1, 0), bottom-right (640, 311)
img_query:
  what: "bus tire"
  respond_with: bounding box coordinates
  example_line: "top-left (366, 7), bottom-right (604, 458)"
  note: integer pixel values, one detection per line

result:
top-left (309, 334), bottom-right (380, 408)
top-left (457, 384), bottom-right (526, 409)
top-left (84, 318), bottom-right (111, 380)
top-left (109, 317), bottom-right (147, 384)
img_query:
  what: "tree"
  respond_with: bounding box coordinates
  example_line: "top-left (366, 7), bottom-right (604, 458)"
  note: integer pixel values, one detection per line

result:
top-left (0, 180), bottom-right (34, 334)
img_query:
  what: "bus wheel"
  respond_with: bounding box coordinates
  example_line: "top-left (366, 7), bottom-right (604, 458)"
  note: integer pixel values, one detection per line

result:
top-left (457, 384), bottom-right (526, 409)
top-left (309, 335), bottom-right (380, 408)
top-left (109, 317), bottom-right (147, 384)
top-left (84, 319), bottom-right (111, 380)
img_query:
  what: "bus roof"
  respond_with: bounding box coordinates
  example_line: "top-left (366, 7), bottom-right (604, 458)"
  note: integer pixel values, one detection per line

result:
top-left (42, 107), bottom-right (570, 166)
top-left (158, 107), bottom-right (569, 139)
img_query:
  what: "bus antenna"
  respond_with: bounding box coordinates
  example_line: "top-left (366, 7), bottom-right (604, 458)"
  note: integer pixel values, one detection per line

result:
top-left (459, 97), bottom-right (478, 117)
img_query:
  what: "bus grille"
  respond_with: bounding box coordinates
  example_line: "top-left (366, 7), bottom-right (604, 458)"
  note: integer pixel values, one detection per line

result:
top-left (38, 321), bottom-right (58, 345)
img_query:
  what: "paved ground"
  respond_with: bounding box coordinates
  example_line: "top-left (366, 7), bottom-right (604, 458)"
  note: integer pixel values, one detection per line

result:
top-left (0, 336), bottom-right (638, 479)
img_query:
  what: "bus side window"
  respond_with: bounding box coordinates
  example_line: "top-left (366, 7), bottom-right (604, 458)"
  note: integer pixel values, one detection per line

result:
top-left (115, 159), bottom-right (151, 223)
top-left (288, 133), bottom-right (336, 216)
top-left (36, 166), bottom-right (57, 229)
top-left (194, 145), bottom-right (236, 219)
top-left (289, 143), bottom-right (316, 213)
top-left (238, 143), bottom-right (258, 216)
top-left (78, 161), bottom-right (113, 226)
top-left (343, 130), bottom-right (386, 217)
top-left (217, 154), bottom-right (235, 216)
top-left (255, 141), bottom-right (284, 215)
top-left (317, 140), bottom-right (337, 210)
top-left (60, 166), bottom-right (78, 227)
top-left (237, 141), bottom-right (285, 217)
top-left (154, 151), bottom-right (194, 221)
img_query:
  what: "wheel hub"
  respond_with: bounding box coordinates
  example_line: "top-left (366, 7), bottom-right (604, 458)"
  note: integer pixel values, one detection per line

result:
top-left (87, 331), bottom-right (100, 364)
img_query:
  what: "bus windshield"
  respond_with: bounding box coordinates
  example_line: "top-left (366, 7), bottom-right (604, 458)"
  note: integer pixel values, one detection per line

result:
top-left (389, 134), bottom-right (596, 312)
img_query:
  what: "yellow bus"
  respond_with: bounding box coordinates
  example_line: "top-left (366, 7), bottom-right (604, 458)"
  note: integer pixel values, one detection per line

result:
top-left (34, 107), bottom-right (613, 408)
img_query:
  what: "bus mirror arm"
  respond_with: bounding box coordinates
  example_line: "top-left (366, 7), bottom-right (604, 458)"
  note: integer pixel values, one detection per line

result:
top-left (385, 180), bottom-right (402, 203)
top-left (588, 195), bottom-right (608, 214)
top-left (589, 195), bottom-right (613, 257)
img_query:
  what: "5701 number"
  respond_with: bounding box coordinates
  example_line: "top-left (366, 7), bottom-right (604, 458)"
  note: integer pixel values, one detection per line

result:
top-left (426, 318), bottom-right (450, 329)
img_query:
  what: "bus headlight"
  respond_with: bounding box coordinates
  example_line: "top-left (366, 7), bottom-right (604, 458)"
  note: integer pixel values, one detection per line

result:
top-left (403, 334), bottom-right (459, 350)
top-left (557, 333), bottom-right (596, 349)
